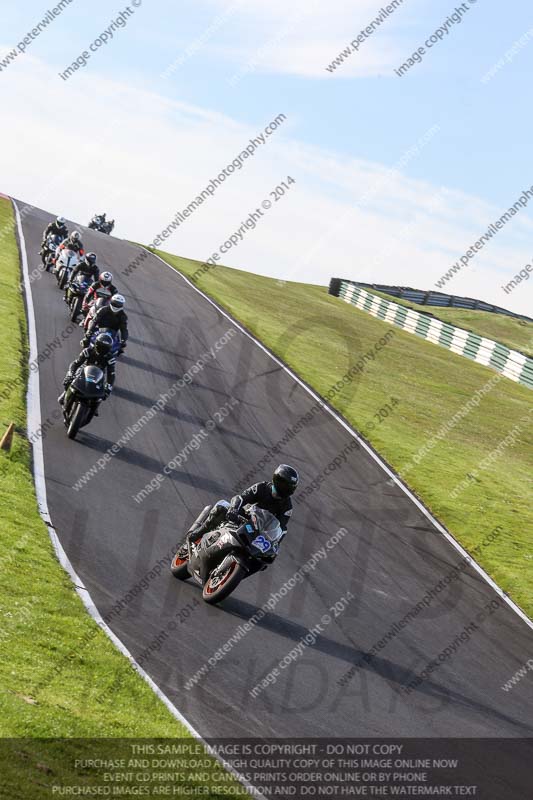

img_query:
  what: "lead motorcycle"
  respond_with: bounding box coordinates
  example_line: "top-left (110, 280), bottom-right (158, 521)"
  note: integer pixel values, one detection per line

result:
top-left (171, 504), bottom-right (282, 604)
top-left (62, 364), bottom-right (107, 440)
top-left (88, 214), bottom-right (105, 230)
top-left (88, 215), bottom-right (115, 234)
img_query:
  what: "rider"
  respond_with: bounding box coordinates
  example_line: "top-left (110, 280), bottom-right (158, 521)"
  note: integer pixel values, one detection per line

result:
top-left (58, 332), bottom-right (116, 411)
top-left (65, 252), bottom-right (99, 301)
top-left (82, 293), bottom-right (128, 353)
top-left (56, 230), bottom-right (84, 264)
top-left (187, 465), bottom-right (299, 560)
top-left (82, 271), bottom-right (118, 315)
top-left (41, 216), bottom-right (68, 262)
top-left (42, 216), bottom-right (68, 245)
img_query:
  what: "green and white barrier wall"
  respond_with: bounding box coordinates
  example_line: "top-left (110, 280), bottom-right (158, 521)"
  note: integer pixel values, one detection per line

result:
top-left (329, 279), bottom-right (533, 389)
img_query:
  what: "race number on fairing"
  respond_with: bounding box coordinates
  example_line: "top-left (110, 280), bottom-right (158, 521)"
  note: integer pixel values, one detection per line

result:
top-left (251, 535), bottom-right (271, 553)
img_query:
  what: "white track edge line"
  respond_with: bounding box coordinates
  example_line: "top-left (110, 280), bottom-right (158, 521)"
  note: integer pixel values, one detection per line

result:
top-left (13, 200), bottom-right (265, 800)
top-left (144, 246), bottom-right (533, 632)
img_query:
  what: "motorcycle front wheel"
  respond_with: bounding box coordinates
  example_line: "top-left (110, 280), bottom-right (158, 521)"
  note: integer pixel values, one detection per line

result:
top-left (67, 402), bottom-right (87, 440)
top-left (71, 296), bottom-right (83, 322)
top-left (59, 268), bottom-right (69, 290)
top-left (202, 560), bottom-right (245, 605)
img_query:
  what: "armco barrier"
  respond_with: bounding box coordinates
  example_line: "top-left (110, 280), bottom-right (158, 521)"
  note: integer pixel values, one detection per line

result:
top-left (342, 280), bottom-right (532, 323)
top-left (329, 279), bottom-right (532, 389)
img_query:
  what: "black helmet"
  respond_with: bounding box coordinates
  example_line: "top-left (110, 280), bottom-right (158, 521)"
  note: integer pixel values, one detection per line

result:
top-left (272, 464), bottom-right (299, 498)
top-left (94, 332), bottom-right (113, 357)
top-left (85, 252), bottom-right (97, 266)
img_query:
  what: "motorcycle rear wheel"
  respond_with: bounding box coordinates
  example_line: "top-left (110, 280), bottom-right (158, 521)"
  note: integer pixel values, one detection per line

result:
top-left (170, 535), bottom-right (202, 580)
top-left (67, 403), bottom-right (87, 440)
top-left (202, 560), bottom-right (245, 605)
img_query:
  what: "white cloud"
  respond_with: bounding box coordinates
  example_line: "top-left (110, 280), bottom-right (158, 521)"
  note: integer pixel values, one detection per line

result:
top-left (0, 51), bottom-right (531, 317)
top-left (205, 0), bottom-right (410, 78)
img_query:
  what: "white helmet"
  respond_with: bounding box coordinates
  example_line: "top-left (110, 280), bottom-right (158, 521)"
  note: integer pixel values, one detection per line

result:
top-left (70, 230), bottom-right (81, 242)
top-left (57, 216), bottom-right (66, 225)
top-left (110, 294), bottom-right (125, 313)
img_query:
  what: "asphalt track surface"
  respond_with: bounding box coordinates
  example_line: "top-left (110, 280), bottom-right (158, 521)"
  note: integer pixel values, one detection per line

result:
top-left (16, 201), bottom-right (533, 745)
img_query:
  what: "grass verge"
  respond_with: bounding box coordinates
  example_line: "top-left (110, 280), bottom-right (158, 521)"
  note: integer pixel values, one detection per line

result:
top-left (153, 249), bottom-right (532, 619)
top-left (361, 286), bottom-right (533, 357)
top-left (0, 199), bottom-right (242, 799)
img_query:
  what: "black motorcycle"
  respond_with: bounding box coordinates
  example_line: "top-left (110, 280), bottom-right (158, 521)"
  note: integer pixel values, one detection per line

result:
top-left (88, 215), bottom-right (115, 235)
top-left (63, 365), bottom-right (107, 440)
top-left (66, 274), bottom-right (91, 322)
top-left (88, 214), bottom-right (105, 230)
top-left (171, 504), bottom-right (281, 604)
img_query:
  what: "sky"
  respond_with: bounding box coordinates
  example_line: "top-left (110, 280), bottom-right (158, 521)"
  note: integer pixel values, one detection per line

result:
top-left (1, 0), bottom-right (532, 315)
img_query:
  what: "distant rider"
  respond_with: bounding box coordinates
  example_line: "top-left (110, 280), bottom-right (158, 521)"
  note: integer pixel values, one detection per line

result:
top-left (187, 465), bottom-right (299, 562)
top-left (82, 293), bottom-right (128, 353)
top-left (58, 333), bottom-right (116, 413)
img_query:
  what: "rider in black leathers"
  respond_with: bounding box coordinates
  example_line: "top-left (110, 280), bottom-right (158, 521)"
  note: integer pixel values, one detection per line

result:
top-left (82, 294), bottom-right (128, 352)
top-left (58, 333), bottom-right (116, 414)
top-left (187, 465), bottom-right (299, 562)
top-left (65, 253), bottom-right (100, 301)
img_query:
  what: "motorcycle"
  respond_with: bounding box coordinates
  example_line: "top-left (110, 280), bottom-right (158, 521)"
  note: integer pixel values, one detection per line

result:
top-left (87, 326), bottom-right (123, 357)
top-left (81, 295), bottom-right (111, 330)
top-left (42, 234), bottom-right (62, 271)
top-left (67, 274), bottom-right (91, 323)
top-left (88, 214), bottom-right (105, 230)
top-left (54, 248), bottom-right (80, 290)
top-left (88, 215), bottom-right (115, 234)
top-left (62, 364), bottom-right (107, 440)
top-left (170, 504), bottom-right (282, 604)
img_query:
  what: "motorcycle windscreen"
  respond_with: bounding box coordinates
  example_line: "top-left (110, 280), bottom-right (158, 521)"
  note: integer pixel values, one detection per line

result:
top-left (72, 365), bottom-right (106, 399)
top-left (59, 249), bottom-right (77, 266)
top-left (247, 506), bottom-right (283, 556)
top-left (72, 278), bottom-right (90, 292)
